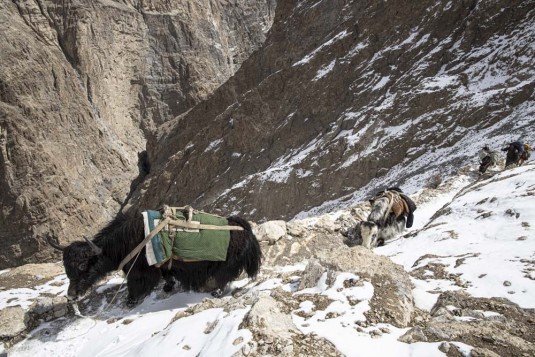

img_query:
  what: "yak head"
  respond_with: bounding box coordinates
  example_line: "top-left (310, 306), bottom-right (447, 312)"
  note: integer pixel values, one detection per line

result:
top-left (48, 235), bottom-right (102, 301)
top-left (341, 223), bottom-right (362, 247)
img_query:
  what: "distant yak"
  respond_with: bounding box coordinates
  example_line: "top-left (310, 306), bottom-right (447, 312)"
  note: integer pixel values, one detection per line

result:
top-left (343, 188), bottom-right (416, 249)
top-left (48, 213), bottom-right (261, 307)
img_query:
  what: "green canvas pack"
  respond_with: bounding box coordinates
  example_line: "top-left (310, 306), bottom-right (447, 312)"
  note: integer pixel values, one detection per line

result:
top-left (156, 210), bottom-right (231, 264)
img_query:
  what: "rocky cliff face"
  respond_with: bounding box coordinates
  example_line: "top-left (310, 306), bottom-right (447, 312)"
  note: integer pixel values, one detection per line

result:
top-left (131, 0), bottom-right (535, 220)
top-left (0, 0), bottom-right (275, 268)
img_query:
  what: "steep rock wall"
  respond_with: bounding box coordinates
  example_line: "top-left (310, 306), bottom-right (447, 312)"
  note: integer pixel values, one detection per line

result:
top-left (0, 0), bottom-right (275, 268)
top-left (131, 0), bottom-right (535, 220)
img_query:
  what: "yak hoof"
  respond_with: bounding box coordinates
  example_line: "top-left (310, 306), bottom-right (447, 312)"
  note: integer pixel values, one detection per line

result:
top-left (211, 289), bottom-right (224, 298)
top-left (163, 282), bottom-right (174, 293)
top-left (126, 297), bottom-right (139, 308)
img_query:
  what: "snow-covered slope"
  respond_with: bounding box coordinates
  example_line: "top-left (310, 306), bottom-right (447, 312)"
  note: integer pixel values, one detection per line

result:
top-left (378, 164), bottom-right (535, 310)
top-left (2, 163), bottom-right (535, 356)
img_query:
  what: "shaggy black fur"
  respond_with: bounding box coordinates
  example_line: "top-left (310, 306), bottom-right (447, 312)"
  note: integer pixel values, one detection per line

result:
top-left (502, 142), bottom-right (524, 167)
top-left (479, 155), bottom-right (493, 174)
top-left (58, 213), bottom-right (261, 307)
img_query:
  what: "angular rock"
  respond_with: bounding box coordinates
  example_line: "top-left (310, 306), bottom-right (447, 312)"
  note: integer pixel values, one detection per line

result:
top-left (298, 259), bottom-right (326, 290)
top-left (471, 348), bottom-right (502, 357)
top-left (402, 291), bottom-right (535, 356)
top-left (399, 327), bottom-right (428, 343)
top-left (254, 220), bottom-right (287, 244)
top-left (243, 295), bottom-right (298, 340)
top-left (240, 295), bottom-right (298, 355)
top-left (313, 216), bottom-right (339, 233)
top-left (29, 296), bottom-right (69, 323)
top-left (438, 341), bottom-right (451, 353)
top-left (286, 221), bottom-right (307, 238)
top-left (0, 306), bottom-right (27, 342)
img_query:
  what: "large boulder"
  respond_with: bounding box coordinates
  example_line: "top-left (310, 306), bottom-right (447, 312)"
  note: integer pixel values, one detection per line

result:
top-left (315, 246), bottom-right (415, 327)
top-left (298, 258), bottom-right (327, 291)
top-left (253, 220), bottom-right (287, 244)
top-left (243, 295), bottom-right (298, 341)
top-left (261, 213), bottom-right (415, 327)
top-left (238, 294), bottom-right (342, 356)
top-left (0, 306), bottom-right (27, 344)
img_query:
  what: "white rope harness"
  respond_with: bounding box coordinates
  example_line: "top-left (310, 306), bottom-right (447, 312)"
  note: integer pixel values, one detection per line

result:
top-left (117, 205), bottom-right (243, 272)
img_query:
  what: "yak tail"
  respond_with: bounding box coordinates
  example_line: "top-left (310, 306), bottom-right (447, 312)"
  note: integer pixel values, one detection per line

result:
top-left (228, 216), bottom-right (262, 279)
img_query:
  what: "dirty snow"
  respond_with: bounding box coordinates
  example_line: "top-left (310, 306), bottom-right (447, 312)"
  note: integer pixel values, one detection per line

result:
top-left (0, 275), bottom-right (70, 309)
top-left (204, 138), bottom-right (223, 152)
top-left (377, 164), bottom-right (535, 309)
top-left (293, 30), bottom-right (350, 66)
top-left (313, 60), bottom-right (336, 81)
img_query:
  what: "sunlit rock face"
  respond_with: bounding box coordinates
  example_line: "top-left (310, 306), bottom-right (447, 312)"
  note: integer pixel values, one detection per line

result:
top-left (0, 0), bottom-right (275, 268)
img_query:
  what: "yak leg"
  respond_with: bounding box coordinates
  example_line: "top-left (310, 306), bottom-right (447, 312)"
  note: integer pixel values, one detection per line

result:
top-left (126, 268), bottom-right (160, 307)
top-left (378, 218), bottom-right (405, 245)
top-left (161, 268), bottom-right (175, 293)
top-left (210, 264), bottom-right (242, 298)
top-left (361, 233), bottom-right (372, 249)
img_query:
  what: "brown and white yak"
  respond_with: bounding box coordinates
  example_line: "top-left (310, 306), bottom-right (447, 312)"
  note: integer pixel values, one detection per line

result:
top-left (343, 188), bottom-right (416, 249)
top-left (48, 212), bottom-right (261, 307)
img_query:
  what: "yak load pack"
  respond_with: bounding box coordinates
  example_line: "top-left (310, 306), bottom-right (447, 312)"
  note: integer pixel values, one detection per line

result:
top-left (140, 206), bottom-right (244, 267)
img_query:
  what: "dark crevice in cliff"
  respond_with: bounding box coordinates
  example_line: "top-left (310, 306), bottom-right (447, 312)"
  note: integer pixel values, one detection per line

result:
top-left (55, 34), bottom-right (78, 74)
top-left (120, 150), bottom-right (151, 212)
top-left (86, 77), bottom-right (93, 105)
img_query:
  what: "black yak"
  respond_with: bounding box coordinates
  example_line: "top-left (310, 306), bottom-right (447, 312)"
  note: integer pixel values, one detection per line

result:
top-left (48, 213), bottom-right (261, 307)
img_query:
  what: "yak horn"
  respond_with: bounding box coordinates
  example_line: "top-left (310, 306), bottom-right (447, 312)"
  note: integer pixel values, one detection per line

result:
top-left (83, 235), bottom-right (102, 255)
top-left (47, 235), bottom-right (66, 251)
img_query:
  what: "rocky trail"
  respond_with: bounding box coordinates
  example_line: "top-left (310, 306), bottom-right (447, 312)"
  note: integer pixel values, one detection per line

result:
top-left (1, 163), bottom-right (534, 356)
